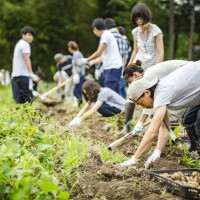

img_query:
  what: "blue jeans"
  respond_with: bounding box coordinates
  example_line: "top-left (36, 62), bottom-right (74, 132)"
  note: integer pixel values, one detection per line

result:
top-left (12, 76), bottom-right (33, 104)
top-left (118, 78), bottom-right (127, 98)
top-left (102, 67), bottom-right (122, 93)
top-left (98, 102), bottom-right (121, 117)
top-left (73, 75), bottom-right (84, 102)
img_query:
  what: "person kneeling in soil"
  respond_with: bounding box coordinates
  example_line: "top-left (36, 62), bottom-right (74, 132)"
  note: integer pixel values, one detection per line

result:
top-left (69, 80), bottom-right (126, 126)
top-left (119, 60), bottom-right (200, 168)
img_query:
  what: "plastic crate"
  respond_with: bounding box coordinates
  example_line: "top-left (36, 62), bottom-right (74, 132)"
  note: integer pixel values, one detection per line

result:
top-left (150, 168), bottom-right (200, 199)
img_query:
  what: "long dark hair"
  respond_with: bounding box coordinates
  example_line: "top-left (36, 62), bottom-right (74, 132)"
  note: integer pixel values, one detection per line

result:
top-left (123, 60), bottom-right (144, 80)
top-left (82, 80), bottom-right (101, 102)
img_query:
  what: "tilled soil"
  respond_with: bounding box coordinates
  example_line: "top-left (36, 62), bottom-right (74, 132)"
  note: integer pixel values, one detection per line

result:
top-left (36, 103), bottom-right (191, 200)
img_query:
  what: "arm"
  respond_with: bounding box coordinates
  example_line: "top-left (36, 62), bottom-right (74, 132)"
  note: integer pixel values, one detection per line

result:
top-left (87, 43), bottom-right (106, 61)
top-left (133, 105), bottom-right (167, 159)
top-left (57, 71), bottom-right (62, 85)
top-left (22, 53), bottom-right (33, 73)
top-left (128, 38), bottom-right (138, 65)
top-left (90, 56), bottom-right (103, 65)
top-left (79, 100), bottom-right (103, 121)
top-left (155, 34), bottom-right (164, 63)
top-left (76, 102), bottom-right (91, 118)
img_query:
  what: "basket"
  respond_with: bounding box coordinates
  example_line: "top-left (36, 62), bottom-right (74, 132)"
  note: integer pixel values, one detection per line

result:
top-left (150, 168), bottom-right (200, 199)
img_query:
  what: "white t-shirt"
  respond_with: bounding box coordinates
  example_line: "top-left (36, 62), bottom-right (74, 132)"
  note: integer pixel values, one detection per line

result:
top-left (12, 39), bottom-right (31, 77)
top-left (144, 60), bottom-right (192, 81)
top-left (154, 61), bottom-right (200, 110)
top-left (97, 88), bottom-right (126, 111)
top-left (132, 24), bottom-right (162, 70)
top-left (100, 30), bottom-right (122, 70)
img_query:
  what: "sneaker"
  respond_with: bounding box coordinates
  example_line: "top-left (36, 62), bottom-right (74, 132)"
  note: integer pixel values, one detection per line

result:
top-left (117, 158), bottom-right (137, 167)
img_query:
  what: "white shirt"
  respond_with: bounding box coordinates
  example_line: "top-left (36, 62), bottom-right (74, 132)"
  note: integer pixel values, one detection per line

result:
top-left (12, 39), bottom-right (31, 77)
top-left (100, 30), bottom-right (122, 70)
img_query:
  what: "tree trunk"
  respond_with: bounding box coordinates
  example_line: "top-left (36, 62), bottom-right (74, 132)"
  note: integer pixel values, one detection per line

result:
top-left (168, 0), bottom-right (175, 59)
top-left (188, 0), bottom-right (195, 60)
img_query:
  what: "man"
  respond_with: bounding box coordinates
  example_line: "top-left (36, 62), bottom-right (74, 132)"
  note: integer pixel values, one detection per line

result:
top-left (104, 18), bottom-right (129, 99)
top-left (54, 53), bottom-right (73, 101)
top-left (79, 18), bottom-right (123, 93)
top-left (119, 61), bottom-right (200, 168)
top-left (11, 26), bottom-right (36, 104)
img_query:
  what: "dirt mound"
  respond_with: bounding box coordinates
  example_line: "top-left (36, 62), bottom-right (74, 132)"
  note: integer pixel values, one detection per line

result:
top-left (74, 149), bottom-right (183, 200)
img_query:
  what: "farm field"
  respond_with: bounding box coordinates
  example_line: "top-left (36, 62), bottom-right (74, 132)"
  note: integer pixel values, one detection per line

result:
top-left (0, 85), bottom-right (199, 200)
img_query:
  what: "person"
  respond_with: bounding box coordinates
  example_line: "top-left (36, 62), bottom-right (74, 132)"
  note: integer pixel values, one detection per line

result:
top-left (54, 53), bottom-right (73, 101)
top-left (78, 18), bottom-right (123, 93)
top-left (11, 26), bottom-right (36, 104)
top-left (104, 18), bottom-right (129, 98)
top-left (68, 41), bottom-right (86, 107)
top-left (69, 80), bottom-right (126, 126)
top-left (128, 3), bottom-right (164, 69)
top-left (119, 61), bottom-right (200, 168)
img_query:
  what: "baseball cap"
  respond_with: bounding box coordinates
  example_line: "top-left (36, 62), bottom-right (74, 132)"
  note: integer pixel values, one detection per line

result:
top-left (54, 53), bottom-right (64, 62)
top-left (127, 77), bottom-right (158, 102)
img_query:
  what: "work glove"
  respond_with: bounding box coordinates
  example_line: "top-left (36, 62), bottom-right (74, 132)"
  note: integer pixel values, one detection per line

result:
top-left (69, 117), bottom-right (82, 126)
top-left (30, 72), bottom-right (38, 81)
top-left (169, 129), bottom-right (176, 141)
top-left (76, 58), bottom-right (88, 66)
top-left (133, 121), bottom-right (144, 133)
top-left (144, 149), bottom-right (161, 168)
top-left (117, 156), bottom-right (138, 167)
top-left (32, 91), bottom-right (40, 97)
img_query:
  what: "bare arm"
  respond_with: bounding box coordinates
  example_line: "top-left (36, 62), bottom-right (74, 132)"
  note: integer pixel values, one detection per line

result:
top-left (133, 105), bottom-right (167, 159)
top-left (76, 102), bottom-right (91, 118)
top-left (90, 56), bottom-right (103, 65)
top-left (79, 100), bottom-right (103, 121)
top-left (128, 38), bottom-right (138, 65)
top-left (155, 34), bottom-right (164, 63)
top-left (87, 43), bottom-right (107, 61)
top-left (22, 53), bottom-right (33, 73)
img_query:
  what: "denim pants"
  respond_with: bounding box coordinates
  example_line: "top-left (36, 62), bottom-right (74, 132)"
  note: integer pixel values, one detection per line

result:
top-left (98, 102), bottom-right (121, 117)
top-left (73, 75), bottom-right (84, 101)
top-left (118, 78), bottom-right (127, 98)
top-left (12, 76), bottom-right (33, 104)
top-left (183, 105), bottom-right (200, 140)
top-left (102, 67), bottom-right (122, 94)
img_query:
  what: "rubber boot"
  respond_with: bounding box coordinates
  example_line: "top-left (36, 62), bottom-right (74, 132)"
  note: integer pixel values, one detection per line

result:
top-left (185, 127), bottom-right (198, 152)
top-left (121, 102), bottom-right (135, 134)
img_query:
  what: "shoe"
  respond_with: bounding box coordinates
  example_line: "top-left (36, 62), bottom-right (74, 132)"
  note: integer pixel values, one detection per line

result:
top-left (117, 157), bottom-right (137, 167)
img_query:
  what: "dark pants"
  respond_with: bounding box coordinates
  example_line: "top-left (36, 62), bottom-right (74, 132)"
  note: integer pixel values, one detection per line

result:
top-left (73, 75), bottom-right (84, 102)
top-left (118, 78), bottom-right (127, 98)
top-left (12, 76), bottom-right (33, 104)
top-left (183, 105), bottom-right (200, 153)
top-left (102, 67), bottom-right (122, 94)
top-left (98, 102), bottom-right (121, 117)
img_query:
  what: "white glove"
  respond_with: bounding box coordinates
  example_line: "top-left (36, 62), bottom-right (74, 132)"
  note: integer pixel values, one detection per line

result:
top-left (76, 58), bottom-right (88, 66)
top-left (29, 78), bottom-right (33, 90)
top-left (32, 91), bottom-right (40, 97)
top-left (144, 149), bottom-right (161, 168)
top-left (117, 156), bottom-right (138, 167)
top-left (169, 129), bottom-right (176, 141)
top-left (69, 117), bottom-right (81, 126)
top-left (133, 121), bottom-right (144, 133)
top-left (30, 72), bottom-right (38, 81)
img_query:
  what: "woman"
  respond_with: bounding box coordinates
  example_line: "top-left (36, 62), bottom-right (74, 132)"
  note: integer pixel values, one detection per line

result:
top-left (68, 41), bottom-right (85, 107)
top-left (69, 80), bottom-right (126, 126)
top-left (128, 3), bottom-right (164, 69)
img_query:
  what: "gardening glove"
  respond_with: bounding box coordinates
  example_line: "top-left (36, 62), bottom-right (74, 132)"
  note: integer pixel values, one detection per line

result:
top-left (69, 117), bottom-right (82, 126)
top-left (144, 149), bottom-right (161, 168)
top-left (85, 61), bottom-right (94, 69)
top-left (76, 58), bottom-right (88, 66)
top-left (133, 121), bottom-right (144, 133)
top-left (30, 72), bottom-right (38, 81)
top-left (117, 156), bottom-right (138, 168)
top-left (32, 91), bottom-right (40, 98)
top-left (169, 129), bottom-right (176, 141)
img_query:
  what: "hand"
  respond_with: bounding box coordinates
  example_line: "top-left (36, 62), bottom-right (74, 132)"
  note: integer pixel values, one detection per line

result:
top-left (144, 149), bottom-right (161, 168)
top-left (169, 129), bottom-right (176, 141)
top-left (117, 156), bottom-right (138, 167)
top-left (32, 91), bottom-right (40, 97)
top-left (85, 61), bottom-right (93, 69)
top-left (29, 78), bottom-right (33, 90)
top-left (133, 121), bottom-right (144, 133)
top-left (30, 72), bottom-right (38, 81)
top-left (69, 117), bottom-right (81, 126)
top-left (76, 58), bottom-right (88, 65)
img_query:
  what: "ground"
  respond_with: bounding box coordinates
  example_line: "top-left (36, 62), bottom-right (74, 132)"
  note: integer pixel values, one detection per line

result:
top-left (36, 101), bottom-right (191, 200)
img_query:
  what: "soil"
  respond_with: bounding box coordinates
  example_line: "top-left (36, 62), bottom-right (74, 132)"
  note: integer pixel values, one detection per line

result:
top-left (35, 102), bottom-right (194, 200)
